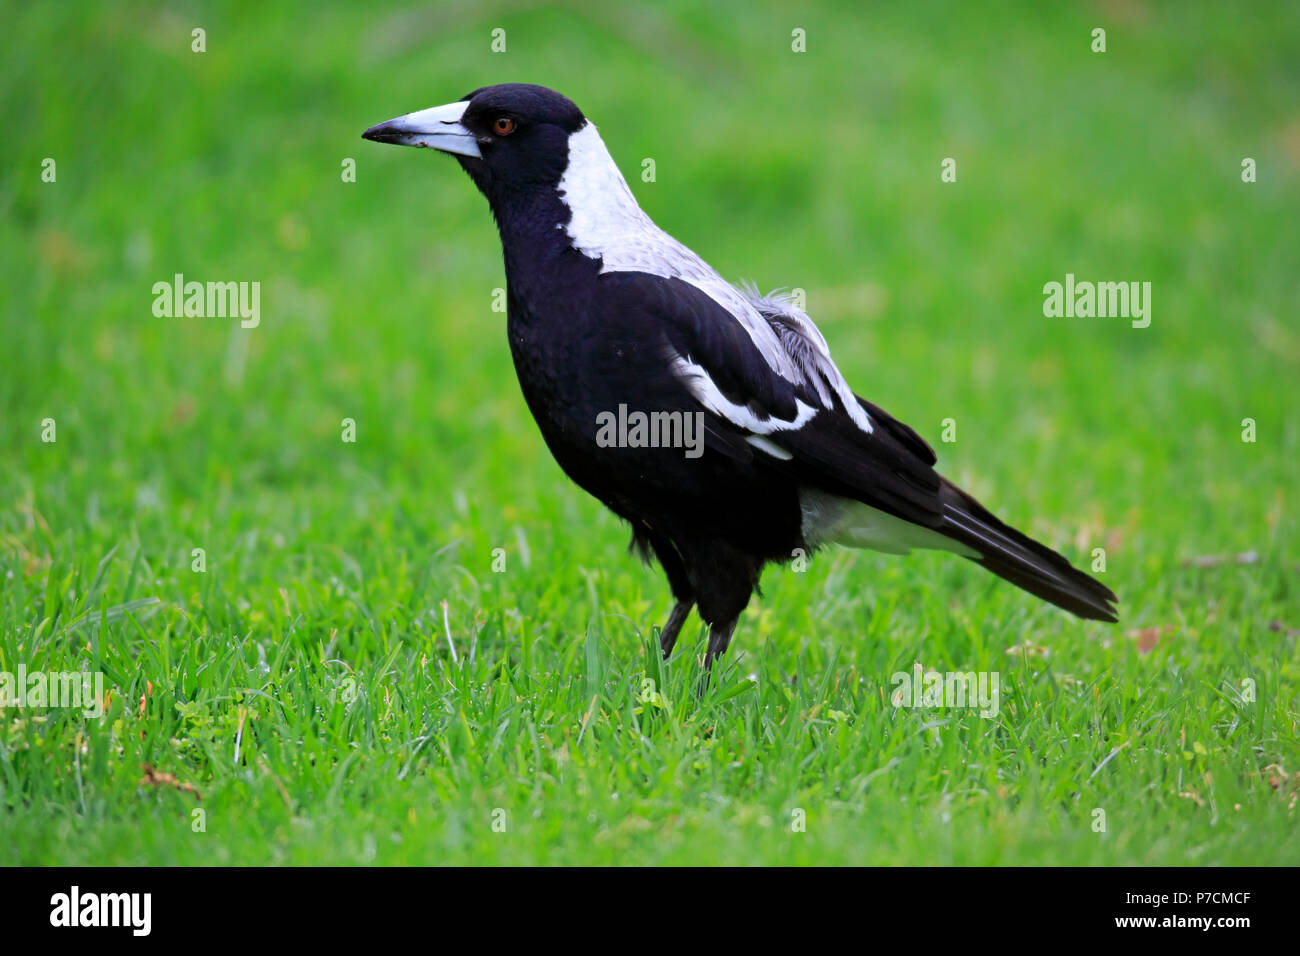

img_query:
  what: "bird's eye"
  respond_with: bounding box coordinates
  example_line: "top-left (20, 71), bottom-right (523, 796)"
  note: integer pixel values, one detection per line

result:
top-left (493, 117), bottom-right (516, 136)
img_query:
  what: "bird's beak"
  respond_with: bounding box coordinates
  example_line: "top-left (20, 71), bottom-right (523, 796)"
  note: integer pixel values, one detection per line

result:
top-left (361, 101), bottom-right (482, 158)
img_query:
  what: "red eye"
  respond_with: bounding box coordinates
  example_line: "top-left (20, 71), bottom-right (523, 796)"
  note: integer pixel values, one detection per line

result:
top-left (493, 117), bottom-right (516, 136)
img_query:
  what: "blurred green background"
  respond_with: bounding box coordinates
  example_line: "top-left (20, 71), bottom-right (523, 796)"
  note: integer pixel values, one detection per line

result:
top-left (1, 1), bottom-right (1297, 865)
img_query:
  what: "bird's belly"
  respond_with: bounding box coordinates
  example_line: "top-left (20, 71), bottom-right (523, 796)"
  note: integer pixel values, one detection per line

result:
top-left (505, 311), bottom-right (802, 560)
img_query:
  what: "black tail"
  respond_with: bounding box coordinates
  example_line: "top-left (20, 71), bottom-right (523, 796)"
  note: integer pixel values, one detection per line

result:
top-left (938, 478), bottom-right (1118, 622)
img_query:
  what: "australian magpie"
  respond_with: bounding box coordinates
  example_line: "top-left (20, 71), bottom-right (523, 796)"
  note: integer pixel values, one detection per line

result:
top-left (362, 83), bottom-right (1118, 667)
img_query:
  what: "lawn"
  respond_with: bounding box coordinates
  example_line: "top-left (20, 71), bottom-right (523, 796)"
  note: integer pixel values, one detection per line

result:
top-left (1, 0), bottom-right (1297, 865)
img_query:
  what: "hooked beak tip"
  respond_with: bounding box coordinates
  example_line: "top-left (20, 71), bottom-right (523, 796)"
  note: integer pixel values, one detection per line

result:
top-left (360, 101), bottom-right (484, 159)
top-left (360, 123), bottom-right (396, 143)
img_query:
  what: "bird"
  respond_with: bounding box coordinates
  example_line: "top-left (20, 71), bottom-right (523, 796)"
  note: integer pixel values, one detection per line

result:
top-left (362, 83), bottom-right (1117, 668)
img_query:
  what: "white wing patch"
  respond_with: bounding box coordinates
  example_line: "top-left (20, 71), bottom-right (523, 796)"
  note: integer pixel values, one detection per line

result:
top-left (745, 435), bottom-right (794, 460)
top-left (670, 355), bottom-right (817, 436)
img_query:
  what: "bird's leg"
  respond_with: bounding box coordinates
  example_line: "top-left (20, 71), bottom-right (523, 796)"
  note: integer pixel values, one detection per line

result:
top-left (703, 616), bottom-right (739, 670)
top-left (658, 600), bottom-right (693, 658)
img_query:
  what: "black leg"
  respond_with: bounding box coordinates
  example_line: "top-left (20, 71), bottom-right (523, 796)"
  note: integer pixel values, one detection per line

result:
top-left (658, 600), bottom-right (693, 658)
top-left (642, 532), bottom-right (694, 659)
top-left (703, 616), bottom-right (739, 670)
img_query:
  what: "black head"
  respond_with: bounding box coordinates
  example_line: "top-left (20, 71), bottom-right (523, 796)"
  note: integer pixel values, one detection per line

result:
top-left (362, 83), bottom-right (587, 194)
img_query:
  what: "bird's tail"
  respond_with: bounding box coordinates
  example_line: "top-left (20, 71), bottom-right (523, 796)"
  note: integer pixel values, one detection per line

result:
top-left (937, 477), bottom-right (1118, 622)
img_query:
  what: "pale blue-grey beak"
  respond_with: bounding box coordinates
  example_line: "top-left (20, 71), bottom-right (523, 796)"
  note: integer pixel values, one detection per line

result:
top-left (361, 100), bottom-right (482, 158)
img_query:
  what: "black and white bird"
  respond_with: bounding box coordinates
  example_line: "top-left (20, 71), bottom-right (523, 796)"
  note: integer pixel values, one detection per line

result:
top-left (362, 83), bottom-right (1117, 667)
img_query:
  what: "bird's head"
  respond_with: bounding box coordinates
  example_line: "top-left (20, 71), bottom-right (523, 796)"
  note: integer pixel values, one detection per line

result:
top-left (362, 83), bottom-right (587, 196)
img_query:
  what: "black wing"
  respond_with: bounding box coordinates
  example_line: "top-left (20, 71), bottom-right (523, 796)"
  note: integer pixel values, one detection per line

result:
top-left (598, 270), bottom-right (946, 529)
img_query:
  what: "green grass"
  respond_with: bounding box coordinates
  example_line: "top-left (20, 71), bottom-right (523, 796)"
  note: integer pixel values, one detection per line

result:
top-left (2, 0), bottom-right (1297, 864)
